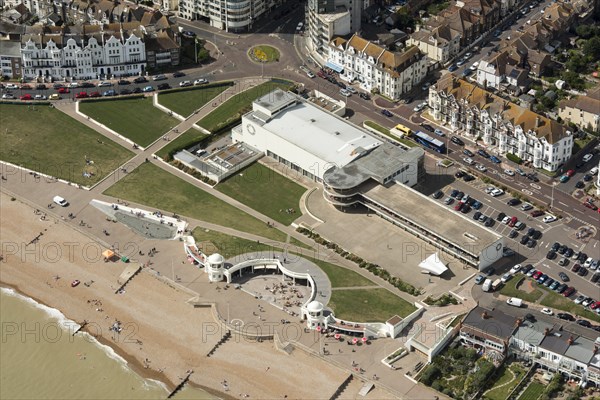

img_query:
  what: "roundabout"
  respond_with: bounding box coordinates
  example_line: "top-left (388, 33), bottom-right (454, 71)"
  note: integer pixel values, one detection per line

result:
top-left (248, 45), bottom-right (280, 63)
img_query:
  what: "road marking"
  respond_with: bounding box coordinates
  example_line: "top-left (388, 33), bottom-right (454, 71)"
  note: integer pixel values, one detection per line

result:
top-left (521, 189), bottom-right (533, 195)
top-left (574, 209), bottom-right (584, 214)
top-left (559, 202), bottom-right (569, 207)
top-left (531, 184), bottom-right (541, 190)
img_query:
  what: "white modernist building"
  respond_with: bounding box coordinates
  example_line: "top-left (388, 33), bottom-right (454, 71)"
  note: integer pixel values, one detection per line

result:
top-left (328, 34), bottom-right (428, 100)
top-left (178, 0), bottom-right (280, 32)
top-left (232, 88), bottom-right (383, 182)
top-left (21, 24), bottom-right (146, 80)
top-left (429, 75), bottom-right (573, 172)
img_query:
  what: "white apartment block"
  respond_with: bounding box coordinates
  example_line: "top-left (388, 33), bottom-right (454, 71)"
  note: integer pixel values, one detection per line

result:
top-left (307, 0), bottom-right (363, 56)
top-left (21, 24), bottom-right (146, 80)
top-left (328, 34), bottom-right (428, 101)
top-left (177, 0), bottom-right (280, 32)
top-left (429, 75), bottom-right (573, 172)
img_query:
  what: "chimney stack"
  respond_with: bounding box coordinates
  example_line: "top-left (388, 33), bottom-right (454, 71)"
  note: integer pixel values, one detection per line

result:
top-left (567, 335), bottom-right (574, 345)
top-left (543, 328), bottom-right (550, 336)
top-left (535, 116), bottom-right (541, 128)
top-left (481, 311), bottom-right (489, 319)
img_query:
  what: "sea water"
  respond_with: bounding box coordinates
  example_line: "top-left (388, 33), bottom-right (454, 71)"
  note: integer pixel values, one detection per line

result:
top-left (0, 288), bottom-right (214, 400)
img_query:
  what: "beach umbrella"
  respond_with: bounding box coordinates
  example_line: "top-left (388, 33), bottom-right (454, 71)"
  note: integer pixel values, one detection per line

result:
top-left (316, 326), bottom-right (321, 332)
top-left (334, 333), bottom-right (341, 340)
top-left (352, 337), bottom-right (358, 344)
top-left (362, 337), bottom-right (368, 343)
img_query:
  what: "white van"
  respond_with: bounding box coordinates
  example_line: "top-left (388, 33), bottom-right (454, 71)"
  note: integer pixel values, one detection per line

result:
top-left (506, 297), bottom-right (523, 307)
top-left (53, 195), bottom-right (69, 207)
top-left (482, 279), bottom-right (493, 292)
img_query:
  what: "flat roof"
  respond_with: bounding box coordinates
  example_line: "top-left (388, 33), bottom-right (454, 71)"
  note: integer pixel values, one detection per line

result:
top-left (363, 183), bottom-right (501, 255)
top-left (323, 144), bottom-right (424, 188)
top-left (256, 100), bottom-right (381, 169)
top-left (462, 306), bottom-right (517, 340)
top-left (254, 89), bottom-right (296, 114)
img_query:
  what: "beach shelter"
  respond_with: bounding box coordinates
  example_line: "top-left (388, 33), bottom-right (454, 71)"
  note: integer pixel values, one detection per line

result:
top-left (418, 253), bottom-right (448, 276)
top-left (102, 249), bottom-right (114, 259)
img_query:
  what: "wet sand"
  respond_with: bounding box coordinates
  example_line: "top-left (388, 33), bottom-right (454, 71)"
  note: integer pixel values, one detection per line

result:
top-left (0, 193), bottom-right (354, 399)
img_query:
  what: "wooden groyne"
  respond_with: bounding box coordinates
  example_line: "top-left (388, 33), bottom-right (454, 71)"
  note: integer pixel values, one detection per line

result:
top-left (167, 370), bottom-right (193, 399)
top-left (72, 320), bottom-right (88, 336)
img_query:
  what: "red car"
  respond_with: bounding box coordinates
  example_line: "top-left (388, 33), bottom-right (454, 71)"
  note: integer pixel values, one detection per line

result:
top-left (571, 263), bottom-right (581, 272)
top-left (454, 201), bottom-right (464, 211)
top-left (508, 216), bottom-right (518, 227)
top-left (75, 91), bottom-right (88, 98)
top-left (20, 94), bottom-right (32, 100)
top-left (532, 270), bottom-right (543, 280)
top-left (563, 287), bottom-right (576, 297)
top-left (566, 169), bottom-right (575, 177)
top-left (89, 91), bottom-right (101, 98)
top-left (531, 210), bottom-right (545, 217)
top-left (583, 202), bottom-right (598, 210)
top-left (590, 301), bottom-right (600, 310)
top-left (58, 87), bottom-right (70, 94)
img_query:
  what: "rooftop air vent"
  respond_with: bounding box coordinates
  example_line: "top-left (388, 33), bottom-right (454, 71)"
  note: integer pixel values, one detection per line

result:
top-left (335, 131), bottom-right (340, 135)
top-left (310, 119), bottom-right (316, 122)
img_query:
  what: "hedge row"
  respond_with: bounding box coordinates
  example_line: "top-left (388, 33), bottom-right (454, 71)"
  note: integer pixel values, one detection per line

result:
top-left (296, 227), bottom-right (422, 296)
top-left (171, 160), bottom-right (216, 186)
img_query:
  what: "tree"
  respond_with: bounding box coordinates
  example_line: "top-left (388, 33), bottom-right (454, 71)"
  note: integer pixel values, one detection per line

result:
top-left (583, 36), bottom-right (600, 61)
top-left (197, 48), bottom-right (210, 63)
top-left (576, 24), bottom-right (596, 39)
top-left (566, 53), bottom-right (587, 73)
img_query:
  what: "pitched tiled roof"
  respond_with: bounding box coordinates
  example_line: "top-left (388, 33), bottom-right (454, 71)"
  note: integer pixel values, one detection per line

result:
top-left (434, 75), bottom-right (570, 144)
top-left (560, 95), bottom-right (600, 115)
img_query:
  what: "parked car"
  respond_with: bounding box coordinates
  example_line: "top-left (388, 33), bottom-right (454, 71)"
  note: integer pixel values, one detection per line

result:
top-left (451, 136), bottom-right (464, 145)
top-left (531, 210), bottom-right (545, 217)
top-left (179, 80), bottom-right (193, 87)
top-left (434, 129), bottom-right (444, 136)
top-left (541, 308), bottom-right (553, 316)
top-left (134, 77), bottom-right (148, 84)
top-left (558, 272), bottom-right (569, 282)
top-left (562, 287), bottom-right (576, 297)
top-left (557, 312), bottom-right (575, 321)
top-left (421, 123), bottom-right (435, 132)
top-left (432, 190), bottom-right (443, 199)
top-left (543, 215), bottom-right (557, 223)
top-left (173, 71), bottom-right (185, 78)
top-left (152, 74), bottom-right (167, 81)
top-left (381, 109), bottom-right (393, 117)
top-left (157, 83), bottom-right (171, 90)
top-left (576, 319), bottom-right (592, 328)
top-left (507, 198), bottom-right (521, 206)
top-left (20, 94), bottom-right (32, 100)
top-left (490, 156), bottom-right (501, 163)
top-left (474, 275), bottom-right (485, 284)
top-left (510, 264), bottom-right (522, 274)
top-left (142, 86), bottom-right (154, 92)
top-left (571, 264), bottom-right (581, 273)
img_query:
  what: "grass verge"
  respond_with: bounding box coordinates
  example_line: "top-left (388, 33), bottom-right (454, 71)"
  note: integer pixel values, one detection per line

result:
top-left (79, 97), bottom-right (179, 147)
top-left (197, 79), bottom-right (293, 133)
top-left (498, 277), bottom-right (543, 303)
top-left (216, 163), bottom-right (307, 226)
top-left (538, 285), bottom-right (600, 323)
top-left (103, 162), bottom-right (287, 242)
top-left (157, 83), bottom-right (232, 117)
top-left (328, 288), bottom-right (416, 322)
top-left (0, 103), bottom-right (133, 185)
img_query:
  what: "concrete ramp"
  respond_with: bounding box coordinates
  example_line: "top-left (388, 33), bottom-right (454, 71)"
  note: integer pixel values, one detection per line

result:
top-left (118, 263), bottom-right (142, 285)
top-left (358, 382), bottom-right (374, 397)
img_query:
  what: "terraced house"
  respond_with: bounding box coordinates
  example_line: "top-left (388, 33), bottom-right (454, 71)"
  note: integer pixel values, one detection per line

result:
top-left (327, 34), bottom-right (428, 100)
top-left (20, 23), bottom-right (146, 80)
top-left (429, 74), bottom-right (573, 172)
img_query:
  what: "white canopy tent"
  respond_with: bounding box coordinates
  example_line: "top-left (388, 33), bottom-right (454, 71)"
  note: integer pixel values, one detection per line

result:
top-left (419, 253), bottom-right (448, 276)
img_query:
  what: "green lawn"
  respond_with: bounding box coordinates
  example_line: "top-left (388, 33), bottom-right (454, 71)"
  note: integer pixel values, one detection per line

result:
top-left (307, 258), bottom-right (376, 288)
top-left (484, 363), bottom-right (527, 400)
top-left (103, 162), bottom-right (287, 242)
top-left (197, 80), bottom-right (293, 133)
top-left (216, 163), bottom-right (307, 225)
top-left (328, 288), bottom-right (416, 322)
top-left (155, 128), bottom-right (209, 160)
top-left (79, 97), bottom-right (179, 147)
top-left (157, 83), bottom-right (232, 117)
top-left (518, 382), bottom-right (544, 400)
top-left (499, 277), bottom-right (543, 303)
top-left (0, 103), bottom-right (133, 186)
top-left (539, 285), bottom-right (600, 323)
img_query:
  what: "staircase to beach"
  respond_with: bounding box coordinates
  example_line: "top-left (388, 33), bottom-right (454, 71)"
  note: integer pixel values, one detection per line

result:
top-left (206, 330), bottom-right (231, 358)
top-left (329, 374), bottom-right (354, 400)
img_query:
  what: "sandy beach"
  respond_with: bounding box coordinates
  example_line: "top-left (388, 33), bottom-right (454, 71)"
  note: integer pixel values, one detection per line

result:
top-left (0, 192), bottom-right (397, 399)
